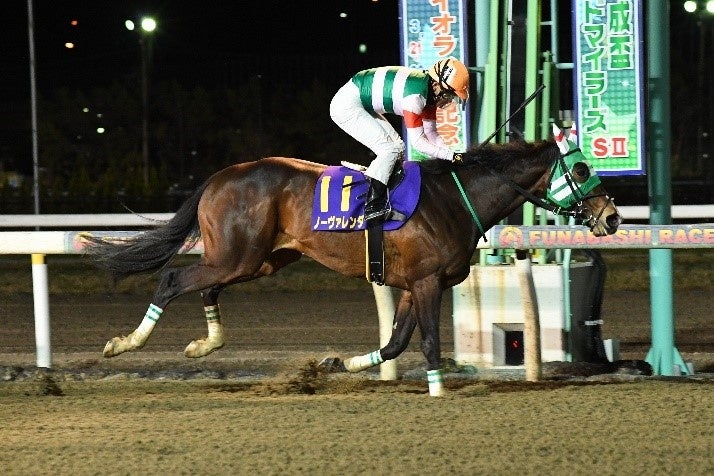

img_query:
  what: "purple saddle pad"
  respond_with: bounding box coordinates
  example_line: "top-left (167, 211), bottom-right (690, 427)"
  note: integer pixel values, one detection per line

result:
top-left (312, 161), bottom-right (421, 231)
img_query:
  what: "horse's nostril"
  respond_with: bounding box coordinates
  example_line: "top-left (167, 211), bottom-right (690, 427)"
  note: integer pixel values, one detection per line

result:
top-left (606, 213), bottom-right (622, 229)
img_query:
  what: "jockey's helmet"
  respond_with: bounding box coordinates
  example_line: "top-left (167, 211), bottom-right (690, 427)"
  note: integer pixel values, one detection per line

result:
top-left (428, 57), bottom-right (470, 102)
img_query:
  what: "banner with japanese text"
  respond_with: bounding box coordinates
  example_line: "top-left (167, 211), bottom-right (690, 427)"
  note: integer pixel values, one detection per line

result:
top-left (574, 0), bottom-right (645, 175)
top-left (399, 0), bottom-right (469, 160)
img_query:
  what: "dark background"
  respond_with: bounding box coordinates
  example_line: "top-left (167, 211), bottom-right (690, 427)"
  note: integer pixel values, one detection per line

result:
top-left (0, 1), bottom-right (711, 212)
top-left (2, 1), bottom-right (400, 98)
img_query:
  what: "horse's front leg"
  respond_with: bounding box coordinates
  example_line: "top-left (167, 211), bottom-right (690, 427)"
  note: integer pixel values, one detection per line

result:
top-left (184, 285), bottom-right (226, 358)
top-left (343, 290), bottom-right (417, 372)
top-left (412, 277), bottom-right (445, 397)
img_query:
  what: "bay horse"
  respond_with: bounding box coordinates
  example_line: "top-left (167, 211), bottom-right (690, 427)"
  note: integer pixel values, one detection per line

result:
top-left (88, 126), bottom-right (622, 396)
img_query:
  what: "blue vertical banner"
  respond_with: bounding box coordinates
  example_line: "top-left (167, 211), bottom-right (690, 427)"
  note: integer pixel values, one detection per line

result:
top-left (574, 0), bottom-right (646, 175)
top-left (399, 0), bottom-right (469, 160)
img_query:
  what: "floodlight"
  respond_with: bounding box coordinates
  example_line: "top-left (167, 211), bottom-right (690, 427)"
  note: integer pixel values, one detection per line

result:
top-left (141, 17), bottom-right (157, 33)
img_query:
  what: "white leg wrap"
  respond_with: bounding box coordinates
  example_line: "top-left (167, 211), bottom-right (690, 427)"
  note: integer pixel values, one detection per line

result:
top-left (207, 320), bottom-right (223, 339)
top-left (344, 350), bottom-right (383, 373)
top-left (184, 305), bottom-right (225, 358)
top-left (427, 369), bottom-right (445, 397)
top-left (136, 303), bottom-right (162, 335)
top-left (103, 304), bottom-right (162, 357)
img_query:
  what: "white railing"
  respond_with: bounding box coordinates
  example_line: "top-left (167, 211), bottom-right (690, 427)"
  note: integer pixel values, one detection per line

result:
top-left (0, 213), bottom-right (173, 228)
top-left (1, 204), bottom-right (713, 228)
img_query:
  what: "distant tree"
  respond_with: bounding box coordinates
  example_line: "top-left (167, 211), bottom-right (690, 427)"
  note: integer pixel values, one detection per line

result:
top-left (31, 73), bottom-right (371, 212)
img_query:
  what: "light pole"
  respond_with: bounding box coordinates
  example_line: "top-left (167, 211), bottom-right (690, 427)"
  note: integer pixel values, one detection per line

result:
top-left (125, 17), bottom-right (157, 189)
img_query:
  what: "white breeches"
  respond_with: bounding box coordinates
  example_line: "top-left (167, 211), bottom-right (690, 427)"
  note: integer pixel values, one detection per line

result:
top-left (330, 81), bottom-right (404, 185)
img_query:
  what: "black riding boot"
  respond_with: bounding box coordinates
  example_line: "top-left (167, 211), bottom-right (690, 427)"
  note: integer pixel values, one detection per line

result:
top-left (364, 179), bottom-right (389, 223)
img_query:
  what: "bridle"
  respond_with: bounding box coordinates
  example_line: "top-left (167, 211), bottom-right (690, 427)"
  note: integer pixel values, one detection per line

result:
top-left (483, 145), bottom-right (615, 232)
top-left (544, 146), bottom-right (615, 230)
top-left (450, 84), bottom-right (614, 233)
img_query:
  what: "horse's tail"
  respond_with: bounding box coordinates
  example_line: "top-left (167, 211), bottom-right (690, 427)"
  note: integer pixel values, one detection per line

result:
top-left (87, 180), bottom-right (211, 282)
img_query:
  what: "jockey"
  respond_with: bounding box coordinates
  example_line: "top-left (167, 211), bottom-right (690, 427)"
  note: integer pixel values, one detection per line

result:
top-left (330, 57), bottom-right (470, 225)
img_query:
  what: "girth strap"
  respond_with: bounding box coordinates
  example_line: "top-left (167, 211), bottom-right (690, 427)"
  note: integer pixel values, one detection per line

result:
top-left (366, 223), bottom-right (385, 285)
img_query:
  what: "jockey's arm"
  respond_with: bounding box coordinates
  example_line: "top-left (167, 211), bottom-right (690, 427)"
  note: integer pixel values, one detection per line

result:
top-left (423, 118), bottom-right (448, 148)
top-left (403, 112), bottom-right (455, 161)
top-left (402, 100), bottom-right (455, 161)
top-left (407, 125), bottom-right (455, 161)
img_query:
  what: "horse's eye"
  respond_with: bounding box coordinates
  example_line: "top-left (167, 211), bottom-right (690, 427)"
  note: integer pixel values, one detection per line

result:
top-left (572, 162), bottom-right (590, 182)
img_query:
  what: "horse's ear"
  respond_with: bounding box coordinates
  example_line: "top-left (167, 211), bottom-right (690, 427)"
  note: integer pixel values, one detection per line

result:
top-left (552, 123), bottom-right (569, 154)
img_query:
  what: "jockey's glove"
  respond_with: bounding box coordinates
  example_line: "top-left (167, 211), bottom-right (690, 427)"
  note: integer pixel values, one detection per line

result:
top-left (452, 153), bottom-right (463, 163)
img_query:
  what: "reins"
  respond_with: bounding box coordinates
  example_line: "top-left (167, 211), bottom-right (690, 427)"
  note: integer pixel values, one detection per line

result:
top-left (489, 161), bottom-right (578, 219)
top-left (450, 145), bottom-right (612, 236)
top-left (450, 171), bottom-right (487, 240)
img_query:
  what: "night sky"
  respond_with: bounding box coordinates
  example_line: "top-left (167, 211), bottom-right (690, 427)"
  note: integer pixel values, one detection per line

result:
top-left (0, 1), bottom-right (707, 178)
top-left (1, 2), bottom-right (702, 107)
top-left (2, 0), bottom-right (400, 98)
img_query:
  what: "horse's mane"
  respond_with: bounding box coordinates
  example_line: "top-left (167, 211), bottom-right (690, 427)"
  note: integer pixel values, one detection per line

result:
top-left (418, 139), bottom-right (558, 175)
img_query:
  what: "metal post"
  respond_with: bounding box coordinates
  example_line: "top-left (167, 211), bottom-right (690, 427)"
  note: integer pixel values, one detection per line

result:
top-left (523, 0), bottom-right (540, 258)
top-left (32, 254), bottom-right (52, 368)
top-left (515, 250), bottom-right (541, 381)
top-left (372, 283), bottom-right (397, 380)
top-left (474, 0), bottom-right (492, 142)
top-left (645, 2), bottom-right (688, 375)
top-left (479, 0), bottom-right (501, 265)
top-left (141, 35), bottom-right (150, 189)
top-left (27, 0), bottom-right (40, 218)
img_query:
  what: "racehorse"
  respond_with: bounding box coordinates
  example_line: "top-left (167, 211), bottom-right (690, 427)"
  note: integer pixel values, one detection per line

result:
top-left (88, 125), bottom-right (622, 396)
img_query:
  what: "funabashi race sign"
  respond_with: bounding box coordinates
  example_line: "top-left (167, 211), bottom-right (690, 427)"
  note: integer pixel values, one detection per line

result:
top-left (399, 0), bottom-right (469, 160)
top-left (574, 0), bottom-right (645, 175)
top-left (491, 224), bottom-right (714, 249)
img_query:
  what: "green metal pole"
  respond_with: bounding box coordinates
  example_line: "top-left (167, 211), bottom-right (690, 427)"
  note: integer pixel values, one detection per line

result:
top-left (524, 0), bottom-right (540, 143)
top-left (540, 51), bottom-right (552, 140)
top-left (480, 0), bottom-right (501, 265)
top-left (522, 0), bottom-right (540, 228)
top-left (474, 0), bottom-right (492, 143)
top-left (645, 2), bottom-right (688, 375)
top-left (485, 0), bottom-right (499, 141)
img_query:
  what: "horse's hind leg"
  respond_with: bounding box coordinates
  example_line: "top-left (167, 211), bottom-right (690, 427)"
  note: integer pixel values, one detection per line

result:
top-left (103, 301), bottom-right (163, 357)
top-left (184, 285), bottom-right (226, 358)
top-left (343, 290), bottom-right (417, 372)
top-left (103, 261), bottom-right (231, 357)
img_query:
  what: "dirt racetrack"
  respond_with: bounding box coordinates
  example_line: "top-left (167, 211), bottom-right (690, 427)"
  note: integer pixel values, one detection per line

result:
top-left (1, 286), bottom-right (712, 364)
top-left (1, 283), bottom-right (713, 475)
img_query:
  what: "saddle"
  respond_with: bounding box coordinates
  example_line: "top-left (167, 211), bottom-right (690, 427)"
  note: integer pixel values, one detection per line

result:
top-left (313, 161), bottom-right (422, 285)
top-left (342, 161), bottom-right (406, 286)
top-left (342, 160), bottom-right (407, 221)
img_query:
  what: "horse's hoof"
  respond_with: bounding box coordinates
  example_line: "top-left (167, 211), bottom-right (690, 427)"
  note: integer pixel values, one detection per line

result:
top-left (184, 338), bottom-right (224, 358)
top-left (318, 357), bottom-right (347, 373)
top-left (103, 334), bottom-right (143, 357)
top-left (103, 337), bottom-right (123, 358)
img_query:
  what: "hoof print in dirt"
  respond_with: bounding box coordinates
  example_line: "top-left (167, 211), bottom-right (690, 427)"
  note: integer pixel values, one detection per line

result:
top-left (317, 357), bottom-right (347, 373)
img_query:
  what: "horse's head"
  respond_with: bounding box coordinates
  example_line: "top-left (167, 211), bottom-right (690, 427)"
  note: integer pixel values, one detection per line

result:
top-left (548, 124), bottom-right (622, 236)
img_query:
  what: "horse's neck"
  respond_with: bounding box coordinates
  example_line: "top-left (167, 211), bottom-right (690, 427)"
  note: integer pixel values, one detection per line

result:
top-left (469, 160), bottom-right (551, 226)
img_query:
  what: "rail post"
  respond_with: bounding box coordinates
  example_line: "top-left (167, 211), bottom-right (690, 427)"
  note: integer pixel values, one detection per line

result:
top-left (515, 250), bottom-right (542, 381)
top-left (31, 253), bottom-right (52, 368)
top-left (372, 283), bottom-right (398, 380)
